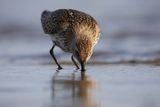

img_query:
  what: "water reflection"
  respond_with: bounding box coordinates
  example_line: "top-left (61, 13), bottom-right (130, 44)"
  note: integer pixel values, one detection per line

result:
top-left (51, 72), bottom-right (99, 107)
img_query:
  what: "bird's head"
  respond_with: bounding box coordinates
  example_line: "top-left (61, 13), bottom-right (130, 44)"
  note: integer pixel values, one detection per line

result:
top-left (72, 36), bottom-right (93, 71)
top-left (41, 10), bottom-right (51, 18)
top-left (41, 10), bottom-right (53, 34)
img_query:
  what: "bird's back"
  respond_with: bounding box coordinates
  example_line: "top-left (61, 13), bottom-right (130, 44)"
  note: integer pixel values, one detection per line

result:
top-left (41, 9), bottom-right (100, 52)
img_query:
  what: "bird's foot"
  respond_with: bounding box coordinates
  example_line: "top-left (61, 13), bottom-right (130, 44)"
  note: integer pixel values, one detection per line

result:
top-left (58, 66), bottom-right (63, 70)
top-left (56, 66), bottom-right (63, 72)
top-left (75, 67), bottom-right (80, 70)
top-left (81, 68), bottom-right (86, 73)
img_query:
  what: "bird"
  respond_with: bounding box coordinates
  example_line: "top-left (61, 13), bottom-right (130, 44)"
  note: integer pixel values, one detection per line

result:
top-left (41, 9), bottom-right (101, 72)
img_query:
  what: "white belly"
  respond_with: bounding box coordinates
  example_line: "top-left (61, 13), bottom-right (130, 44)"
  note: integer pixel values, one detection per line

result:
top-left (50, 35), bottom-right (72, 52)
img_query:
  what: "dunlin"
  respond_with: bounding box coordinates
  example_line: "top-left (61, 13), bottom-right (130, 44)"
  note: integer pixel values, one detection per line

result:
top-left (41, 9), bottom-right (100, 72)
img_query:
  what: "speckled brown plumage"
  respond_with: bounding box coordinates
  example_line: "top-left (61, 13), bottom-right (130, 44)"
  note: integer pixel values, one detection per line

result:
top-left (41, 9), bottom-right (101, 72)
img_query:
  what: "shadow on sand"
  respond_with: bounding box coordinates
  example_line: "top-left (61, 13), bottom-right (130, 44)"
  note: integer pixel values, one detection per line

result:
top-left (50, 71), bottom-right (100, 107)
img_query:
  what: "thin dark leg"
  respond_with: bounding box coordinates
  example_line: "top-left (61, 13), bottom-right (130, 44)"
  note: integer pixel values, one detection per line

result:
top-left (71, 55), bottom-right (80, 70)
top-left (50, 44), bottom-right (62, 70)
top-left (80, 62), bottom-right (86, 72)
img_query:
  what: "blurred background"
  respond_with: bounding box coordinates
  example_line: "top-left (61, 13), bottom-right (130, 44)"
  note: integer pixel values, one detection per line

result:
top-left (0, 0), bottom-right (160, 65)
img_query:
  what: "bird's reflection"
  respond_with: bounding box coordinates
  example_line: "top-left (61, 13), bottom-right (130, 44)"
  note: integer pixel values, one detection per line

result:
top-left (51, 72), bottom-right (99, 107)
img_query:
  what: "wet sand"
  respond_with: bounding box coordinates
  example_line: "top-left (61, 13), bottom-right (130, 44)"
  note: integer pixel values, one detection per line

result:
top-left (0, 64), bottom-right (160, 107)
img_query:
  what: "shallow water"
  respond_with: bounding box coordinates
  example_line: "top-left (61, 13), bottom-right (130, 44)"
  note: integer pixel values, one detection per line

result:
top-left (0, 64), bottom-right (160, 107)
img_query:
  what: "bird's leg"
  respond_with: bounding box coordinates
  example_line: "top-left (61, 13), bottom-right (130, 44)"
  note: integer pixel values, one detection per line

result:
top-left (50, 44), bottom-right (63, 70)
top-left (71, 55), bottom-right (80, 70)
top-left (80, 62), bottom-right (86, 72)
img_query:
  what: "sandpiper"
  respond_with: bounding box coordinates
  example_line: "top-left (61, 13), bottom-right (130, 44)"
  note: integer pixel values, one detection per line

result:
top-left (41, 9), bottom-right (100, 72)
